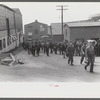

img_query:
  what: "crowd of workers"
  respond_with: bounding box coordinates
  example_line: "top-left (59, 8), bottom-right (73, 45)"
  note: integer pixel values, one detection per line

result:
top-left (22, 40), bottom-right (99, 73)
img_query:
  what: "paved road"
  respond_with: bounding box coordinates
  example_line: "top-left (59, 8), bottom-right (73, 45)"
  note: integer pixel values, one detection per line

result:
top-left (0, 49), bottom-right (100, 82)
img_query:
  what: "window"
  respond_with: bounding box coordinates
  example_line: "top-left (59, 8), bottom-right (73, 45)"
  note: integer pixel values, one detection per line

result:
top-left (28, 25), bottom-right (32, 32)
top-left (40, 25), bottom-right (44, 31)
top-left (6, 18), bottom-right (10, 36)
top-left (34, 29), bottom-right (38, 34)
top-left (3, 38), bottom-right (6, 48)
top-left (0, 40), bottom-right (2, 50)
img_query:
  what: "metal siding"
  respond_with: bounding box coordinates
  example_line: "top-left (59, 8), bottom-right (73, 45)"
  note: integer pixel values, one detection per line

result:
top-left (70, 26), bottom-right (100, 42)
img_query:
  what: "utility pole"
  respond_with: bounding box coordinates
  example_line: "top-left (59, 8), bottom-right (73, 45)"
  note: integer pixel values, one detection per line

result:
top-left (57, 5), bottom-right (68, 41)
top-left (50, 25), bottom-right (53, 41)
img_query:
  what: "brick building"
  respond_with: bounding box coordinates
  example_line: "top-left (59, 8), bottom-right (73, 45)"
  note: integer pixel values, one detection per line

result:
top-left (24, 20), bottom-right (48, 42)
top-left (0, 4), bottom-right (23, 54)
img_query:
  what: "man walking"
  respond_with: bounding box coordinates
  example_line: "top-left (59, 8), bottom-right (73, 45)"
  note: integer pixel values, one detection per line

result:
top-left (67, 42), bottom-right (75, 65)
top-left (45, 42), bottom-right (50, 56)
top-left (36, 42), bottom-right (40, 56)
top-left (63, 42), bottom-right (68, 58)
top-left (84, 42), bottom-right (95, 73)
top-left (27, 41), bottom-right (32, 55)
top-left (32, 42), bottom-right (36, 56)
top-left (53, 43), bottom-right (58, 54)
top-left (80, 42), bottom-right (87, 64)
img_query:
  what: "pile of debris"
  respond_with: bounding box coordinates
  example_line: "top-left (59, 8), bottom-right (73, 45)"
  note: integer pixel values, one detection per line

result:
top-left (0, 53), bottom-right (24, 66)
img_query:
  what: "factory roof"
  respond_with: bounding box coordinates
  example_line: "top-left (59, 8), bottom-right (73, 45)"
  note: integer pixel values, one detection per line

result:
top-left (50, 21), bottom-right (100, 35)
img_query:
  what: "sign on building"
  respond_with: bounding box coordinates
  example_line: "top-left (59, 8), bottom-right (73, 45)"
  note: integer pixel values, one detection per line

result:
top-left (28, 32), bottom-right (32, 36)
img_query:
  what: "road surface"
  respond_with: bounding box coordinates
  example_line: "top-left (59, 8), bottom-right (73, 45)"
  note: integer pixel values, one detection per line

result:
top-left (0, 48), bottom-right (100, 82)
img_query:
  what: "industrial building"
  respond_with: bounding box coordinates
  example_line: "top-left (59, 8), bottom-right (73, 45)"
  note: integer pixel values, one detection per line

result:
top-left (24, 20), bottom-right (48, 42)
top-left (48, 23), bottom-right (64, 42)
top-left (50, 21), bottom-right (100, 43)
top-left (63, 21), bottom-right (100, 42)
top-left (0, 4), bottom-right (23, 54)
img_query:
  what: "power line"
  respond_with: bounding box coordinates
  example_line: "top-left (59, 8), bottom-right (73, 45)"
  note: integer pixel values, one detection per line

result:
top-left (57, 5), bottom-right (68, 41)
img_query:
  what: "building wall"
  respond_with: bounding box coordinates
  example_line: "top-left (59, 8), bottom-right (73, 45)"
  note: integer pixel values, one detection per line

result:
top-left (24, 21), bottom-right (48, 42)
top-left (15, 12), bottom-right (23, 32)
top-left (63, 25), bottom-right (70, 42)
top-left (14, 11), bottom-right (23, 44)
top-left (52, 35), bottom-right (63, 43)
top-left (0, 30), bottom-right (17, 54)
top-left (69, 26), bottom-right (100, 42)
top-left (0, 5), bottom-right (15, 31)
top-left (0, 5), bottom-right (23, 54)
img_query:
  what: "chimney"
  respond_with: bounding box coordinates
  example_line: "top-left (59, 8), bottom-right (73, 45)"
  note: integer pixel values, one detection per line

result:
top-left (35, 20), bottom-right (38, 22)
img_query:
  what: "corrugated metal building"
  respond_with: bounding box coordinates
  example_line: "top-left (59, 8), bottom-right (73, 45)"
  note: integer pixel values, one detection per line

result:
top-left (0, 4), bottom-right (23, 54)
top-left (64, 21), bottom-right (100, 42)
top-left (50, 21), bottom-right (100, 42)
top-left (24, 20), bottom-right (48, 42)
top-left (13, 8), bottom-right (23, 46)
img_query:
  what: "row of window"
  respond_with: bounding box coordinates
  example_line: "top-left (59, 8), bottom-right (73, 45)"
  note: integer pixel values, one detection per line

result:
top-left (0, 36), bottom-right (16, 50)
top-left (28, 29), bottom-right (46, 35)
top-left (27, 25), bottom-right (45, 33)
top-left (28, 28), bottom-right (46, 36)
top-left (28, 30), bottom-right (39, 36)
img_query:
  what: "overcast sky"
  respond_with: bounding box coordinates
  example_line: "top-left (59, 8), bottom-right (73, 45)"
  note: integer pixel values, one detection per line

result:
top-left (1, 2), bottom-right (100, 26)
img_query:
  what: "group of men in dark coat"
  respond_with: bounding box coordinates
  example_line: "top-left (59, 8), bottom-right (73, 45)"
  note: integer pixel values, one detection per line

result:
top-left (62, 41), bottom-right (95, 72)
top-left (80, 41), bottom-right (95, 73)
top-left (22, 40), bottom-right (96, 73)
top-left (49, 42), bottom-right (69, 55)
top-left (23, 41), bottom-right (41, 56)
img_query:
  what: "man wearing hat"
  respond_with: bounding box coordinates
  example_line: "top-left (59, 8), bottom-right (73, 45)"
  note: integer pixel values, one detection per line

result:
top-left (45, 42), bottom-right (50, 56)
top-left (80, 42), bottom-right (87, 64)
top-left (67, 41), bottom-right (75, 65)
top-left (84, 41), bottom-right (95, 73)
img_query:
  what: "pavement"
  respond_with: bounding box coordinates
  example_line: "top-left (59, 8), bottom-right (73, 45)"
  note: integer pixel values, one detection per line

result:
top-left (0, 47), bottom-right (100, 82)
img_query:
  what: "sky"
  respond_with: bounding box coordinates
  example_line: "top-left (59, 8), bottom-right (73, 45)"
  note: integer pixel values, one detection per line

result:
top-left (1, 2), bottom-right (100, 26)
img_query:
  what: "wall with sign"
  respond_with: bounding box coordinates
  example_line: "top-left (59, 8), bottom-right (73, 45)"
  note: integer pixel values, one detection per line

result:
top-left (24, 20), bottom-right (48, 42)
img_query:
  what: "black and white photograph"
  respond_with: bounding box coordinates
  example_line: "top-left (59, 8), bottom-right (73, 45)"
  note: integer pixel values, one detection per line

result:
top-left (1, 1), bottom-right (100, 98)
top-left (0, 2), bottom-right (100, 82)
